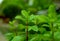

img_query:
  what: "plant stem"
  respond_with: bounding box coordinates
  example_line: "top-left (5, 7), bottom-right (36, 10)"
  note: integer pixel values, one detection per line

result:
top-left (50, 22), bottom-right (54, 41)
top-left (26, 25), bottom-right (28, 41)
top-left (26, 18), bottom-right (28, 41)
top-left (14, 29), bottom-right (17, 36)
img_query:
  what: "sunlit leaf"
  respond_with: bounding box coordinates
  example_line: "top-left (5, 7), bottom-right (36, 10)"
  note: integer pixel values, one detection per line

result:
top-left (28, 25), bottom-right (38, 32)
top-left (11, 36), bottom-right (24, 41)
top-left (21, 10), bottom-right (30, 19)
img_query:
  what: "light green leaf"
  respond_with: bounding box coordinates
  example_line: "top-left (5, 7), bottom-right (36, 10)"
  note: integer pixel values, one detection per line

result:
top-left (18, 24), bottom-right (25, 30)
top-left (28, 26), bottom-right (38, 32)
top-left (21, 10), bottom-right (30, 19)
top-left (29, 37), bottom-right (37, 41)
top-left (12, 36), bottom-right (24, 41)
top-left (29, 14), bottom-right (35, 21)
top-left (48, 4), bottom-right (57, 22)
top-left (54, 31), bottom-right (60, 40)
top-left (5, 33), bottom-right (14, 41)
top-left (38, 15), bottom-right (49, 22)
top-left (42, 24), bottom-right (49, 27)
top-left (15, 15), bottom-right (25, 21)
top-left (15, 15), bottom-right (22, 19)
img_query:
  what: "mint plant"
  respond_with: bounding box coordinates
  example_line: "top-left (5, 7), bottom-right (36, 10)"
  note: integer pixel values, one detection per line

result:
top-left (4, 4), bottom-right (60, 41)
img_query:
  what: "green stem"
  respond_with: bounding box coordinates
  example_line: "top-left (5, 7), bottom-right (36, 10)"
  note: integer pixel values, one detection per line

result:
top-left (14, 29), bottom-right (17, 36)
top-left (50, 22), bottom-right (54, 41)
top-left (26, 18), bottom-right (28, 41)
top-left (26, 24), bottom-right (28, 41)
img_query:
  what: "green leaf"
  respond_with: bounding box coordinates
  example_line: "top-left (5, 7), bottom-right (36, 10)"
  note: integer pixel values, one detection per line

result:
top-left (11, 36), bottom-right (24, 41)
top-left (43, 33), bottom-right (50, 38)
top-left (21, 10), bottom-right (30, 19)
top-left (42, 24), bottom-right (49, 27)
top-left (31, 26), bottom-right (38, 32)
top-left (29, 14), bottom-right (36, 24)
top-left (54, 31), bottom-right (60, 40)
top-left (28, 26), bottom-right (38, 32)
top-left (29, 35), bottom-right (42, 41)
top-left (43, 33), bottom-right (51, 41)
top-left (15, 15), bottom-right (22, 20)
top-left (29, 37), bottom-right (37, 41)
top-left (29, 14), bottom-right (35, 21)
top-left (29, 15), bottom-right (40, 24)
top-left (48, 4), bottom-right (57, 22)
top-left (15, 15), bottom-right (26, 21)
top-left (18, 24), bottom-right (25, 30)
top-left (5, 33), bottom-right (14, 41)
top-left (38, 15), bottom-right (49, 23)
top-left (39, 27), bottom-right (46, 33)
top-left (15, 15), bottom-right (26, 24)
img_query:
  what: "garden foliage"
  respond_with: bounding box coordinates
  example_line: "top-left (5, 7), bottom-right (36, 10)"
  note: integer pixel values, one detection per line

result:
top-left (4, 4), bottom-right (60, 41)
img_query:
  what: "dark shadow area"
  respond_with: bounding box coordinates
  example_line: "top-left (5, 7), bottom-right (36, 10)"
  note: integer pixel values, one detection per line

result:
top-left (3, 5), bottom-right (21, 20)
top-left (56, 8), bottom-right (60, 14)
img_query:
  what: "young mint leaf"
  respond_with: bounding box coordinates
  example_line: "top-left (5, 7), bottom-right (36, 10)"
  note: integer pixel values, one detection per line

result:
top-left (29, 37), bottom-right (37, 41)
top-left (15, 15), bottom-right (22, 20)
top-left (29, 15), bottom-right (40, 24)
top-left (18, 24), bottom-right (25, 30)
top-left (15, 15), bottom-right (26, 22)
top-left (29, 14), bottom-right (35, 21)
top-left (28, 26), bottom-right (38, 32)
top-left (11, 36), bottom-right (24, 41)
top-left (38, 15), bottom-right (49, 23)
top-left (48, 4), bottom-right (57, 22)
top-left (21, 10), bottom-right (30, 19)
